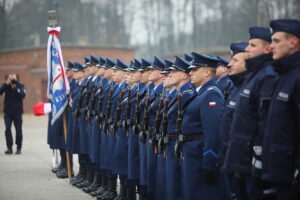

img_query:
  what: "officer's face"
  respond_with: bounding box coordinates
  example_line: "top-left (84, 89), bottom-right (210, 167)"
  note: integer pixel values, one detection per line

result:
top-left (66, 70), bottom-right (74, 79)
top-left (271, 32), bottom-right (299, 60)
top-left (141, 70), bottom-right (151, 83)
top-left (189, 67), bottom-right (206, 87)
top-left (163, 74), bottom-right (173, 89)
top-left (246, 39), bottom-right (271, 58)
top-left (104, 68), bottom-right (114, 80)
top-left (89, 65), bottom-right (98, 75)
top-left (149, 69), bottom-right (162, 82)
top-left (168, 70), bottom-right (183, 87)
top-left (84, 66), bottom-right (94, 76)
top-left (113, 70), bottom-right (122, 83)
top-left (216, 66), bottom-right (228, 79)
top-left (74, 71), bottom-right (84, 80)
top-left (228, 52), bottom-right (247, 75)
top-left (96, 67), bottom-right (105, 77)
top-left (133, 71), bottom-right (142, 83)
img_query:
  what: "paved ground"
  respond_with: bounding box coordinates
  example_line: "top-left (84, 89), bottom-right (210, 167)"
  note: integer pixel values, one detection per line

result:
top-left (0, 114), bottom-right (93, 200)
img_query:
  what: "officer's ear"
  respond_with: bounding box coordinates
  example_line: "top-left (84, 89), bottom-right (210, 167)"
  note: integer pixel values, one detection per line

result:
top-left (289, 36), bottom-right (300, 50)
top-left (263, 43), bottom-right (272, 54)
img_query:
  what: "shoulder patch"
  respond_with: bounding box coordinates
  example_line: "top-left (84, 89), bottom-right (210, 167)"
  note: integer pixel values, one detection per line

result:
top-left (183, 89), bottom-right (194, 94)
top-left (207, 86), bottom-right (216, 91)
top-left (277, 91), bottom-right (289, 102)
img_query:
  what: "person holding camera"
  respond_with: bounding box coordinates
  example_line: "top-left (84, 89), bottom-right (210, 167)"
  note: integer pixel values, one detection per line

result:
top-left (0, 74), bottom-right (26, 154)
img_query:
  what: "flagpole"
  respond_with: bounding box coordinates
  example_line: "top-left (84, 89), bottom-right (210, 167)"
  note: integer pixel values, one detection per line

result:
top-left (63, 111), bottom-right (72, 182)
top-left (48, 10), bottom-right (72, 182)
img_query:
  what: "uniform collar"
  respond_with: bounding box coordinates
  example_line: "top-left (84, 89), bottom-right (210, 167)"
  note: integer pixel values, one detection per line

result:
top-left (229, 71), bottom-right (248, 86)
top-left (245, 53), bottom-right (273, 72)
top-left (273, 50), bottom-right (300, 75)
top-left (197, 78), bottom-right (217, 95)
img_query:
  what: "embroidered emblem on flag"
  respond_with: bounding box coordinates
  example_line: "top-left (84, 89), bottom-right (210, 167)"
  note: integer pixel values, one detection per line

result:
top-left (209, 102), bottom-right (216, 107)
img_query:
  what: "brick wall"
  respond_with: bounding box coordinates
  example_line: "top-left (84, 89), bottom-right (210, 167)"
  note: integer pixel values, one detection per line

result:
top-left (0, 46), bottom-right (135, 113)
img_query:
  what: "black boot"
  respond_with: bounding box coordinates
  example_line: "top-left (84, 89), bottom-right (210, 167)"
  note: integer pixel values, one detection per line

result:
top-left (138, 185), bottom-right (148, 200)
top-left (97, 178), bottom-right (117, 200)
top-left (126, 187), bottom-right (136, 200)
top-left (76, 170), bottom-right (94, 188)
top-left (91, 175), bottom-right (107, 197)
top-left (83, 173), bottom-right (101, 193)
top-left (56, 168), bottom-right (74, 178)
top-left (5, 147), bottom-right (13, 155)
top-left (56, 156), bottom-right (74, 178)
top-left (15, 147), bottom-right (21, 154)
top-left (51, 163), bottom-right (62, 174)
top-left (72, 165), bottom-right (86, 185)
top-left (113, 184), bottom-right (127, 200)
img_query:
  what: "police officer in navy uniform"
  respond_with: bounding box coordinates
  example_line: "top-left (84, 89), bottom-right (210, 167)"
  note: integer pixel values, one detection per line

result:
top-left (96, 58), bottom-right (118, 200)
top-left (82, 56), bottom-right (103, 192)
top-left (215, 56), bottom-right (233, 100)
top-left (137, 58), bottom-right (154, 200)
top-left (126, 59), bottom-right (145, 200)
top-left (90, 57), bottom-right (111, 197)
top-left (219, 42), bottom-right (249, 199)
top-left (146, 56), bottom-right (166, 200)
top-left (55, 61), bottom-right (76, 178)
top-left (224, 27), bottom-right (277, 199)
top-left (164, 56), bottom-right (194, 200)
top-left (106, 59), bottom-right (128, 200)
top-left (0, 74), bottom-right (26, 154)
top-left (179, 52), bottom-right (230, 200)
top-left (262, 19), bottom-right (300, 200)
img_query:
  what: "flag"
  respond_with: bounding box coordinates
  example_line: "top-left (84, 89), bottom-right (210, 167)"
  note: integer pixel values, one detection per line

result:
top-left (209, 102), bottom-right (216, 107)
top-left (47, 27), bottom-right (70, 125)
top-left (33, 102), bottom-right (52, 116)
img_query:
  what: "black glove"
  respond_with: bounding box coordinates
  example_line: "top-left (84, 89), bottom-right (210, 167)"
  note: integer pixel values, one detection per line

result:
top-left (251, 164), bottom-right (262, 182)
top-left (203, 169), bottom-right (216, 185)
top-left (251, 146), bottom-right (263, 181)
top-left (233, 172), bottom-right (244, 192)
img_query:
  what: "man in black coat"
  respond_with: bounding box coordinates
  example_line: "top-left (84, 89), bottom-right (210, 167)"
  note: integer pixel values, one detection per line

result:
top-left (0, 74), bottom-right (26, 154)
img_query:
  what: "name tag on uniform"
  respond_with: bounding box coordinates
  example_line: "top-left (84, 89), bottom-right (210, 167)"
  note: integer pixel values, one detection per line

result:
top-left (277, 92), bottom-right (289, 102)
top-left (227, 101), bottom-right (236, 108)
top-left (240, 89), bottom-right (250, 98)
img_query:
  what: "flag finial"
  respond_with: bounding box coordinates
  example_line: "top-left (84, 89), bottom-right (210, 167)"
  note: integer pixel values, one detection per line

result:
top-left (48, 10), bottom-right (57, 27)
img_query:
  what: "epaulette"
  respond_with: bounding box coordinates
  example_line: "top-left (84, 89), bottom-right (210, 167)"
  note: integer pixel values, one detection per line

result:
top-left (207, 86), bottom-right (218, 91)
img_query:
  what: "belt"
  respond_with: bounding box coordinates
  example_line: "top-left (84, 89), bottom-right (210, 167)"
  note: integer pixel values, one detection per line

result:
top-left (164, 134), bottom-right (177, 144)
top-left (178, 134), bottom-right (203, 143)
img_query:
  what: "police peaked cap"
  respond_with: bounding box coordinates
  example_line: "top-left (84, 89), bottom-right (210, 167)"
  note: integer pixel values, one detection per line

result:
top-left (66, 61), bottom-right (74, 70)
top-left (249, 26), bottom-right (272, 43)
top-left (170, 56), bottom-right (191, 73)
top-left (128, 59), bottom-right (141, 71)
top-left (139, 58), bottom-right (153, 72)
top-left (189, 52), bottom-right (220, 69)
top-left (82, 56), bottom-right (91, 68)
top-left (161, 59), bottom-right (174, 74)
top-left (230, 42), bottom-right (248, 57)
top-left (104, 58), bottom-right (116, 68)
top-left (73, 62), bottom-right (84, 72)
top-left (270, 19), bottom-right (300, 38)
top-left (90, 56), bottom-right (100, 66)
top-left (184, 54), bottom-right (193, 62)
top-left (149, 56), bottom-right (165, 70)
top-left (113, 59), bottom-right (128, 71)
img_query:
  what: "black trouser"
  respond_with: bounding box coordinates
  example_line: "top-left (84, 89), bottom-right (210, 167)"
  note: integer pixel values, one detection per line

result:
top-left (4, 112), bottom-right (23, 150)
